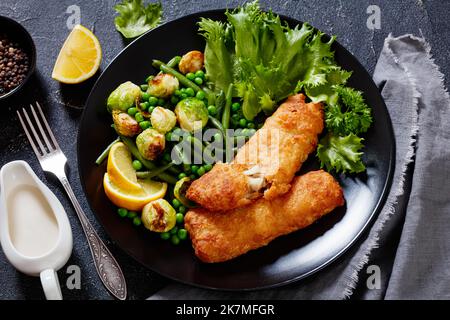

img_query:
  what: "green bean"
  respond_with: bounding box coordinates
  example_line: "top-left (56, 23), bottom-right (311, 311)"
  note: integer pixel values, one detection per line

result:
top-left (215, 90), bottom-right (226, 118)
top-left (95, 137), bottom-right (120, 165)
top-left (167, 166), bottom-right (181, 175)
top-left (152, 60), bottom-right (202, 92)
top-left (135, 162), bottom-right (174, 179)
top-left (202, 87), bottom-right (216, 106)
top-left (208, 116), bottom-right (225, 133)
top-left (120, 136), bottom-right (177, 184)
top-left (167, 56), bottom-right (181, 69)
top-left (221, 83), bottom-right (233, 130)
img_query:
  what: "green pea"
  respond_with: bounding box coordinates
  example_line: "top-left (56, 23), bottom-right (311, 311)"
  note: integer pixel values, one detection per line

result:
top-left (191, 165), bottom-right (199, 174)
top-left (171, 96), bottom-right (179, 104)
top-left (185, 88), bottom-right (195, 97)
top-left (239, 118), bottom-right (247, 127)
top-left (186, 72), bottom-right (195, 80)
top-left (195, 70), bottom-right (205, 79)
top-left (127, 211), bottom-right (137, 219)
top-left (148, 96), bottom-right (158, 106)
top-left (204, 163), bottom-right (213, 171)
top-left (176, 213), bottom-right (184, 224)
top-left (231, 114), bottom-right (240, 122)
top-left (132, 160), bottom-right (143, 170)
top-left (178, 172), bottom-right (187, 179)
top-left (194, 77), bottom-right (203, 85)
top-left (140, 84), bottom-right (148, 91)
top-left (171, 235), bottom-right (180, 245)
top-left (178, 206), bottom-right (186, 214)
top-left (139, 121), bottom-right (151, 130)
top-left (207, 105), bottom-right (217, 115)
top-left (135, 112), bottom-right (144, 122)
top-left (148, 106), bottom-right (155, 113)
top-left (163, 153), bottom-right (172, 162)
top-left (189, 174), bottom-right (196, 180)
top-left (231, 102), bottom-right (241, 112)
top-left (196, 91), bottom-right (206, 100)
top-left (247, 122), bottom-right (255, 129)
top-left (160, 232), bottom-right (170, 240)
top-left (241, 128), bottom-right (249, 136)
top-left (180, 93), bottom-right (188, 99)
top-left (248, 129), bottom-right (256, 136)
top-left (127, 107), bottom-right (138, 116)
top-left (172, 199), bottom-right (181, 209)
top-left (165, 132), bottom-right (172, 141)
top-left (157, 98), bottom-right (165, 106)
top-left (170, 226), bottom-right (179, 234)
top-left (141, 92), bottom-right (150, 101)
top-left (117, 208), bottom-right (128, 218)
top-left (140, 102), bottom-right (149, 111)
top-left (133, 217), bottom-right (142, 226)
top-left (178, 228), bottom-right (188, 240)
top-left (197, 167), bottom-right (205, 176)
top-left (174, 89), bottom-right (182, 96)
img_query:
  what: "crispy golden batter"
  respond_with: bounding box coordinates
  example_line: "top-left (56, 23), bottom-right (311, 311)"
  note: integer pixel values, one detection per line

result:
top-left (186, 94), bottom-right (324, 212)
top-left (185, 170), bottom-right (344, 263)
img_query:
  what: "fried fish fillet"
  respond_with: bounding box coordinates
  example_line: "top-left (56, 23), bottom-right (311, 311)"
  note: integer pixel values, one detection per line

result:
top-left (186, 94), bottom-right (324, 212)
top-left (185, 170), bottom-right (344, 263)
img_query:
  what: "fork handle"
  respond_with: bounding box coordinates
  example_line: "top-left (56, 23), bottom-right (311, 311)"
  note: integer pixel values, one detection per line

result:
top-left (59, 176), bottom-right (127, 300)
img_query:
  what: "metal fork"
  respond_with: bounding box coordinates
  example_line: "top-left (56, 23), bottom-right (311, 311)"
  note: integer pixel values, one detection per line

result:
top-left (17, 102), bottom-right (127, 300)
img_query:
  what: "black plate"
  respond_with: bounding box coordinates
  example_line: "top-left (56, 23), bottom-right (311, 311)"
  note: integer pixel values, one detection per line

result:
top-left (78, 10), bottom-right (394, 290)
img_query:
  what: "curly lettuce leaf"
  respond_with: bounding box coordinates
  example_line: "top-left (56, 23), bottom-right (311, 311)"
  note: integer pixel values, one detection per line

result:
top-left (198, 18), bottom-right (235, 93)
top-left (114, 0), bottom-right (162, 38)
top-left (317, 133), bottom-right (366, 174)
top-left (325, 86), bottom-right (373, 136)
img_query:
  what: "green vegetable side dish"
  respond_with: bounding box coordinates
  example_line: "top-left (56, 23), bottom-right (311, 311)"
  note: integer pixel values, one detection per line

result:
top-left (99, 1), bottom-right (376, 246)
top-left (114, 0), bottom-right (162, 39)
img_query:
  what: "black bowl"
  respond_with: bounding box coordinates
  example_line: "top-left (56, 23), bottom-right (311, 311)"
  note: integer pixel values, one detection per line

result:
top-left (78, 10), bottom-right (395, 290)
top-left (0, 16), bottom-right (36, 101)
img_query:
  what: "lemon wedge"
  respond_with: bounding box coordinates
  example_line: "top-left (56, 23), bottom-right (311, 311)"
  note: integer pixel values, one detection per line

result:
top-left (103, 173), bottom-right (167, 211)
top-left (52, 24), bottom-right (102, 84)
top-left (107, 142), bottom-right (142, 193)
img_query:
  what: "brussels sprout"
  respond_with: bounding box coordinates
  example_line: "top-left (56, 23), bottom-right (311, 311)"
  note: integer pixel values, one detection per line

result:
top-left (112, 110), bottom-right (142, 137)
top-left (150, 107), bottom-right (176, 133)
top-left (107, 81), bottom-right (141, 112)
top-left (174, 98), bottom-right (208, 132)
top-left (141, 199), bottom-right (176, 233)
top-left (147, 73), bottom-right (179, 99)
top-left (179, 50), bottom-right (204, 74)
top-left (174, 177), bottom-right (196, 208)
top-left (136, 128), bottom-right (165, 160)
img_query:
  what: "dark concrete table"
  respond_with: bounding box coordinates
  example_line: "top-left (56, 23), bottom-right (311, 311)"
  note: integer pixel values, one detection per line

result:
top-left (0, 0), bottom-right (448, 300)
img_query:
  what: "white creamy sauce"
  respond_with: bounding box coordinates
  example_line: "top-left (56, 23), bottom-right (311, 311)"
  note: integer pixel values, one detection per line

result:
top-left (7, 185), bottom-right (59, 257)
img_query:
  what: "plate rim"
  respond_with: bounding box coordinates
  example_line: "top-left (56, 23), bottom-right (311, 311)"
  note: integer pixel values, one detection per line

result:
top-left (77, 8), bottom-right (396, 291)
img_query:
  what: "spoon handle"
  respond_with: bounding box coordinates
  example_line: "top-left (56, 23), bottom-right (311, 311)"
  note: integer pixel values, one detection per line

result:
top-left (60, 176), bottom-right (127, 300)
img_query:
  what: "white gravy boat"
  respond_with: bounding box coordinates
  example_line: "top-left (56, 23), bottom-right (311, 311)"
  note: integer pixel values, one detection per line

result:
top-left (0, 160), bottom-right (72, 300)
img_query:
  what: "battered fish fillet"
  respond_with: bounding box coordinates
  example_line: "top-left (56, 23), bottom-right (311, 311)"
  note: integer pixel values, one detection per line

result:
top-left (186, 94), bottom-right (324, 212)
top-left (185, 170), bottom-right (344, 263)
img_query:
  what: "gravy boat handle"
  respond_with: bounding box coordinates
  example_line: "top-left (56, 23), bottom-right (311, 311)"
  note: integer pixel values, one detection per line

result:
top-left (40, 269), bottom-right (62, 300)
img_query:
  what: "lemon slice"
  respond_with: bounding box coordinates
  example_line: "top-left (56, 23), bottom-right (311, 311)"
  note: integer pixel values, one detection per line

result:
top-left (103, 173), bottom-right (167, 211)
top-left (107, 142), bottom-right (142, 193)
top-left (52, 24), bottom-right (102, 84)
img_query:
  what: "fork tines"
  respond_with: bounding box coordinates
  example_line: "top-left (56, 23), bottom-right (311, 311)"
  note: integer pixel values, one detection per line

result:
top-left (17, 102), bottom-right (60, 159)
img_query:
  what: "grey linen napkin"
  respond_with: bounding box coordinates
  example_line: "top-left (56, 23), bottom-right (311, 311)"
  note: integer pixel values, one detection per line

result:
top-left (148, 34), bottom-right (450, 300)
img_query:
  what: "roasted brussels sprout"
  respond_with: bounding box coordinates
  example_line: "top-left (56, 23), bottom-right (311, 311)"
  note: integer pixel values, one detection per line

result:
top-left (141, 199), bottom-right (176, 232)
top-left (112, 110), bottom-right (142, 137)
top-left (150, 107), bottom-right (177, 133)
top-left (136, 128), bottom-right (165, 160)
top-left (107, 81), bottom-right (141, 112)
top-left (179, 50), bottom-right (204, 74)
top-left (174, 177), bottom-right (196, 208)
top-left (174, 98), bottom-right (208, 132)
top-left (147, 73), bottom-right (179, 98)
